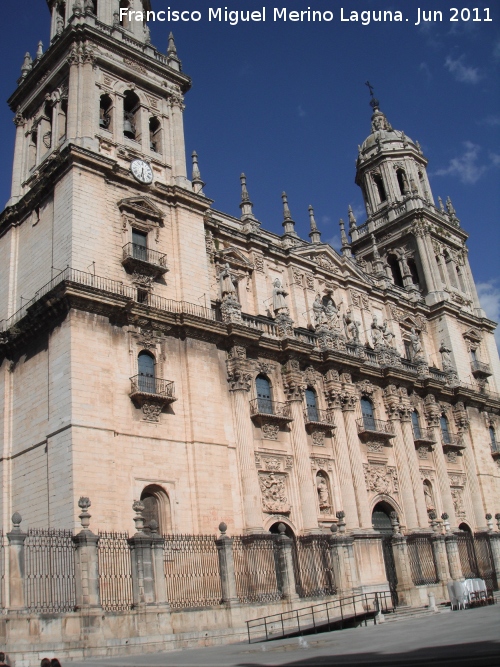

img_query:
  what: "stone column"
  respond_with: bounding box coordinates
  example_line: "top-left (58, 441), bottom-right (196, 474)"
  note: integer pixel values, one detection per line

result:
top-left (215, 523), bottom-right (238, 606)
top-left (287, 392), bottom-right (320, 533)
top-left (150, 521), bottom-right (169, 607)
top-left (328, 392), bottom-right (360, 529)
top-left (341, 393), bottom-right (373, 528)
top-left (274, 524), bottom-right (299, 601)
top-left (443, 520), bottom-right (463, 581)
top-left (399, 407), bottom-right (429, 528)
top-left (80, 46), bottom-right (96, 144)
top-left (390, 514), bottom-right (416, 607)
top-left (66, 44), bottom-right (80, 141)
top-left (128, 501), bottom-right (156, 606)
top-left (168, 93), bottom-right (188, 186)
top-left (413, 230), bottom-right (439, 294)
top-left (227, 348), bottom-right (264, 533)
top-left (10, 113), bottom-right (26, 203)
top-left (72, 497), bottom-right (101, 609)
top-left (7, 512), bottom-right (27, 610)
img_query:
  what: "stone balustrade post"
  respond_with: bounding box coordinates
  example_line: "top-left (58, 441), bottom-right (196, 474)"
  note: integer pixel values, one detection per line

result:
top-left (215, 522), bottom-right (238, 606)
top-left (7, 512), bottom-right (27, 610)
top-left (149, 521), bottom-right (169, 607)
top-left (486, 514), bottom-right (500, 584)
top-left (128, 501), bottom-right (156, 606)
top-left (329, 515), bottom-right (359, 596)
top-left (72, 497), bottom-right (101, 609)
top-left (429, 514), bottom-right (451, 585)
top-left (274, 524), bottom-right (299, 601)
top-left (390, 513), bottom-right (415, 607)
top-left (442, 515), bottom-right (463, 581)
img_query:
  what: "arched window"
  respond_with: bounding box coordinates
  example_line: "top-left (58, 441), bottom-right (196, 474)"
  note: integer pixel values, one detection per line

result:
top-left (418, 171), bottom-right (426, 193)
top-left (387, 255), bottom-right (404, 288)
top-left (444, 251), bottom-right (458, 288)
top-left (123, 90), bottom-right (140, 140)
top-left (373, 173), bottom-right (387, 203)
top-left (138, 351), bottom-right (155, 393)
top-left (396, 169), bottom-right (408, 196)
top-left (149, 116), bottom-right (161, 152)
top-left (140, 484), bottom-right (171, 533)
top-left (361, 397), bottom-right (375, 430)
top-left (99, 94), bottom-right (112, 130)
top-left (28, 129), bottom-right (38, 170)
top-left (440, 414), bottom-right (451, 445)
top-left (305, 387), bottom-right (319, 422)
top-left (119, 0), bottom-right (130, 28)
top-left (436, 255), bottom-right (446, 286)
top-left (456, 265), bottom-right (466, 293)
top-left (407, 258), bottom-right (420, 286)
top-left (490, 426), bottom-right (498, 453)
top-left (256, 375), bottom-right (272, 414)
top-left (58, 98), bottom-right (68, 142)
top-left (411, 410), bottom-right (422, 439)
top-left (41, 102), bottom-right (53, 152)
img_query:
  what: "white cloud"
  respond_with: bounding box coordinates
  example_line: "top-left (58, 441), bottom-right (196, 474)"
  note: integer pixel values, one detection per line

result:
top-left (444, 55), bottom-right (482, 84)
top-left (479, 115), bottom-right (500, 127)
top-left (433, 141), bottom-right (487, 184)
top-left (490, 152), bottom-right (500, 167)
top-left (477, 280), bottom-right (500, 346)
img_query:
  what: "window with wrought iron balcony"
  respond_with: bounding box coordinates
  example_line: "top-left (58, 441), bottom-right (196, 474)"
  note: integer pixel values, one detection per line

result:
top-left (303, 388), bottom-right (336, 433)
top-left (130, 352), bottom-right (177, 412)
top-left (470, 349), bottom-right (492, 378)
top-left (356, 398), bottom-right (395, 443)
top-left (250, 375), bottom-right (293, 425)
top-left (490, 426), bottom-right (500, 460)
top-left (439, 414), bottom-right (465, 451)
top-left (122, 229), bottom-right (168, 279)
top-left (411, 410), bottom-right (436, 445)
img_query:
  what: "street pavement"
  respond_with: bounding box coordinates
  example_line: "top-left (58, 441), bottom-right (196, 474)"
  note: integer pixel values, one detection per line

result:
top-left (67, 604), bottom-right (500, 667)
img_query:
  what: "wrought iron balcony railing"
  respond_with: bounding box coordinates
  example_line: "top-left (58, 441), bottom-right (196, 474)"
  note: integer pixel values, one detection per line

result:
top-left (356, 417), bottom-right (395, 439)
top-left (130, 375), bottom-right (176, 402)
top-left (249, 399), bottom-right (293, 424)
top-left (412, 426), bottom-right (437, 445)
top-left (122, 243), bottom-right (168, 275)
top-left (471, 360), bottom-right (492, 378)
top-left (303, 407), bottom-right (335, 427)
top-left (441, 432), bottom-right (465, 449)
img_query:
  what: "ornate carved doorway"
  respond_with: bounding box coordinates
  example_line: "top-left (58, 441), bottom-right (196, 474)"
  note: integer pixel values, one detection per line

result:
top-left (372, 501), bottom-right (398, 605)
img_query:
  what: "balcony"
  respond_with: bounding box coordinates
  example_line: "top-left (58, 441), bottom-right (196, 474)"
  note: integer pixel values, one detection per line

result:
top-left (250, 399), bottom-right (293, 426)
top-left (471, 360), bottom-right (492, 379)
top-left (129, 375), bottom-right (177, 409)
top-left (412, 426), bottom-right (437, 447)
top-left (356, 417), bottom-right (395, 443)
top-left (441, 432), bottom-right (465, 451)
top-left (303, 407), bottom-right (336, 432)
top-left (122, 243), bottom-right (168, 278)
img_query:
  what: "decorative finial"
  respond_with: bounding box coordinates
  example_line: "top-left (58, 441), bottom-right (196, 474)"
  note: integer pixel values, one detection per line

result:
top-left (20, 52), bottom-right (32, 78)
top-left (339, 219), bottom-right (351, 257)
top-left (486, 514), bottom-right (494, 532)
top-left (73, 0), bottom-right (83, 15)
top-left (191, 151), bottom-right (205, 195)
top-left (438, 196), bottom-right (445, 213)
top-left (495, 513), bottom-right (500, 531)
top-left (330, 522), bottom-right (338, 534)
top-left (84, 0), bottom-right (94, 14)
top-left (281, 192), bottom-right (296, 236)
top-left (446, 196), bottom-right (459, 225)
top-left (308, 205), bottom-right (321, 244)
top-left (11, 512), bottom-right (22, 529)
top-left (113, 10), bottom-right (120, 27)
top-left (348, 205), bottom-right (357, 231)
top-left (365, 80), bottom-right (379, 111)
top-left (371, 234), bottom-right (380, 260)
top-left (36, 41), bottom-right (44, 61)
top-left (218, 522), bottom-right (227, 535)
top-left (277, 523), bottom-right (286, 535)
top-left (239, 173), bottom-right (257, 223)
top-left (132, 500), bottom-right (145, 534)
top-left (149, 519), bottom-right (159, 535)
top-left (390, 511), bottom-right (401, 535)
top-left (336, 510), bottom-right (346, 533)
top-left (167, 32), bottom-right (177, 56)
top-left (78, 497), bottom-right (91, 530)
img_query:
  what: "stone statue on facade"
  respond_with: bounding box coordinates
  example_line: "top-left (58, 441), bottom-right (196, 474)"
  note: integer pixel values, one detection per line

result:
top-left (410, 327), bottom-right (423, 359)
top-left (324, 298), bottom-right (342, 331)
top-left (312, 294), bottom-right (326, 328)
top-left (219, 264), bottom-right (242, 323)
top-left (317, 475), bottom-right (331, 513)
top-left (371, 316), bottom-right (383, 347)
top-left (381, 320), bottom-right (395, 348)
top-left (439, 341), bottom-right (453, 371)
top-left (347, 318), bottom-right (361, 344)
top-left (272, 279), bottom-right (288, 316)
top-left (220, 263), bottom-right (237, 298)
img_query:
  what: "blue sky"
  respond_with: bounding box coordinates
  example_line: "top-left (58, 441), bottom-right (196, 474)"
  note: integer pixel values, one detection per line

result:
top-left (1, 1), bottom-right (499, 328)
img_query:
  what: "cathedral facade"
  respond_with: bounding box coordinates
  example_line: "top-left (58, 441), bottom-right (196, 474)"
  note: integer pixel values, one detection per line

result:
top-left (1, 0), bottom-right (500, 577)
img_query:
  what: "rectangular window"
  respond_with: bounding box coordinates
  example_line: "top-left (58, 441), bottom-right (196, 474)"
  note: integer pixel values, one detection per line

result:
top-left (404, 341), bottom-right (413, 361)
top-left (132, 229), bottom-right (147, 262)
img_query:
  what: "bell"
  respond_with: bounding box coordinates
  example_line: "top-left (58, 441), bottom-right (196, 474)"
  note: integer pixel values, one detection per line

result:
top-left (123, 118), bottom-right (135, 138)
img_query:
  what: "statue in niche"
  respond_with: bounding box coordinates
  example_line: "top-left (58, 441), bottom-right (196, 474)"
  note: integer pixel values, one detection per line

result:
top-left (272, 278), bottom-right (289, 315)
top-left (316, 474), bottom-right (331, 513)
top-left (312, 294), bottom-right (327, 328)
top-left (382, 320), bottom-right (395, 348)
top-left (371, 315), bottom-right (383, 347)
top-left (347, 319), bottom-right (361, 344)
top-left (220, 263), bottom-right (237, 299)
top-left (410, 327), bottom-right (423, 359)
top-left (423, 480), bottom-right (435, 513)
top-left (325, 298), bottom-right (342, 330)
top-left (439, 341), bottom-right (454, 371)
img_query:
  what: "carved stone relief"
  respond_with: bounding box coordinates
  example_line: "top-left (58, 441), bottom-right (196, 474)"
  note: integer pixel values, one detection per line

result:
top-left (142, 403), bottom-right (162, 423)
top-left (311, 431), bottom-right (326, 446)
top-left (255, 453), bottom-right (293, 471)
top-left (351, 290), bottom-right (370, 310)
top-left (363, 463), bottom-right (399, 495)
top-left (259, 473), bottom-right (290, 514)
top-left (262, 423), bottom-right (279, 440)
top-left (310, 457), bottom-right (334, 471)
top-left (417, 446), bottom-right (429, 460)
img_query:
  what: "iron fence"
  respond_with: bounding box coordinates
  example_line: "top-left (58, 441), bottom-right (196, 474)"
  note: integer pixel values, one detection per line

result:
top-left (293, 536), bottom-right (336, 598)
top-left (233, 535), bottom-right (283, 604)
top-left (455, 532), bottom-right (480, 580)
top-left (97, 531), bottom-right (133, 611)
top-left (25, 529), bottom-right (76, 612)
top-left (406, 534), bottom-right (439, 586)
top-left (163, 534), bottom-right (222, 609)
top-left (0, 532), bottom-right (6, 609)
top-left (474, 533), bottom-right (498, 593)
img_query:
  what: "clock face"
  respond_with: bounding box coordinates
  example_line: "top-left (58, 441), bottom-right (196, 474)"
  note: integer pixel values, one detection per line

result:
top-left (130, 159), bottom-right (153, 184)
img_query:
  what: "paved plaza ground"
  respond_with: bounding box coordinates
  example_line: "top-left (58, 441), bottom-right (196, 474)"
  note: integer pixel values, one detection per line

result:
top-left (67, 604), bottom-right (500, 667)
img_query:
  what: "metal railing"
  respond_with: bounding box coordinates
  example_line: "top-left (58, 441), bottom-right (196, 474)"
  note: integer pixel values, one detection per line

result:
top-left (293, 536), bottom-right (336, 598)
top-left (233, 535), bottom-right (283, 604)
top-left (441, 432), bottom-right (462, 447)
top-left (163, 534), bottom-right (222, 609)
top-left (412, 426), bottom-right (436, 442)
top-left (303, 407), bottom-right (335, 425)
top-left (97, 531), bottom-right (133, 612)
top-left (122, 243), bottom-right (168, 269)
top-left (25, 529), bottom-right (76, 613)
top-left (471, 360), bottom-right (491, 375)
top-left (406, 535), bottom-right (439, 586)
top-left (250, 399), bottom-right (292, 419)
top-left (130, 375), bottom-right (175, 398)
top-left (247, 590), bottom-right (394, 643)
top-left (356, 417), bottom-right (394, 435)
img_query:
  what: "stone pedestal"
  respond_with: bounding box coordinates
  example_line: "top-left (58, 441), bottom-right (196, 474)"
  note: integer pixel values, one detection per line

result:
top-left (72, 497), bottom-right (101, 609)
top-left (128, 502), bottom-right (156, 606)
top-left (444, 534), bottom-right (464, 581)
top-left (274, 525), bottom-right (299, 601)
top-left (7, 512), bottom-right (26, 611)
top-left (391, 533), bottom-right (418, 607)
top-left (215, 524), bottom-right (239, 606)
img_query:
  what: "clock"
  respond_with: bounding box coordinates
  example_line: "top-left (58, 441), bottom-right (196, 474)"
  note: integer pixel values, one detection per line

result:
top-left (130, 159), bottom-right (153, 184)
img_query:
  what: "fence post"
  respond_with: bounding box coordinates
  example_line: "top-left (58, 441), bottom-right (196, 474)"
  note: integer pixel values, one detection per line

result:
top-left (429, 513), bottom-right (451, 585)
top-left (128, 501), bottom-right (156, 606)
top-left (7, 512), bottom-right (26, 610)
top-left (149, 521), bottom-right (170, 607)
top-left (390, 513), bottom-right (416, 607)
top-left (486, 514), bottom-right (500, 585)
top-left (215, 522), bottom-right (238, 605)
top-left (329, 514), bottom-right (357, 596)
top-left (72, 497), bottom-right (101, 609)
top-left (442, 514), bottom-right (463, 581)
top-left (275, 524), bottom-right (299, 601)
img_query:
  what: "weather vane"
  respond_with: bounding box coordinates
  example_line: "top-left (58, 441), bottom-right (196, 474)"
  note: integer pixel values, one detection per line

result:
top-left (365, 80), bottom-right (379, 110)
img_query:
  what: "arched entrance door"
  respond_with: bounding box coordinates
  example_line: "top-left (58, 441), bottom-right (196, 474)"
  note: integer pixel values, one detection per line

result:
top-left (372, 502), bottom-right (398, 605)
